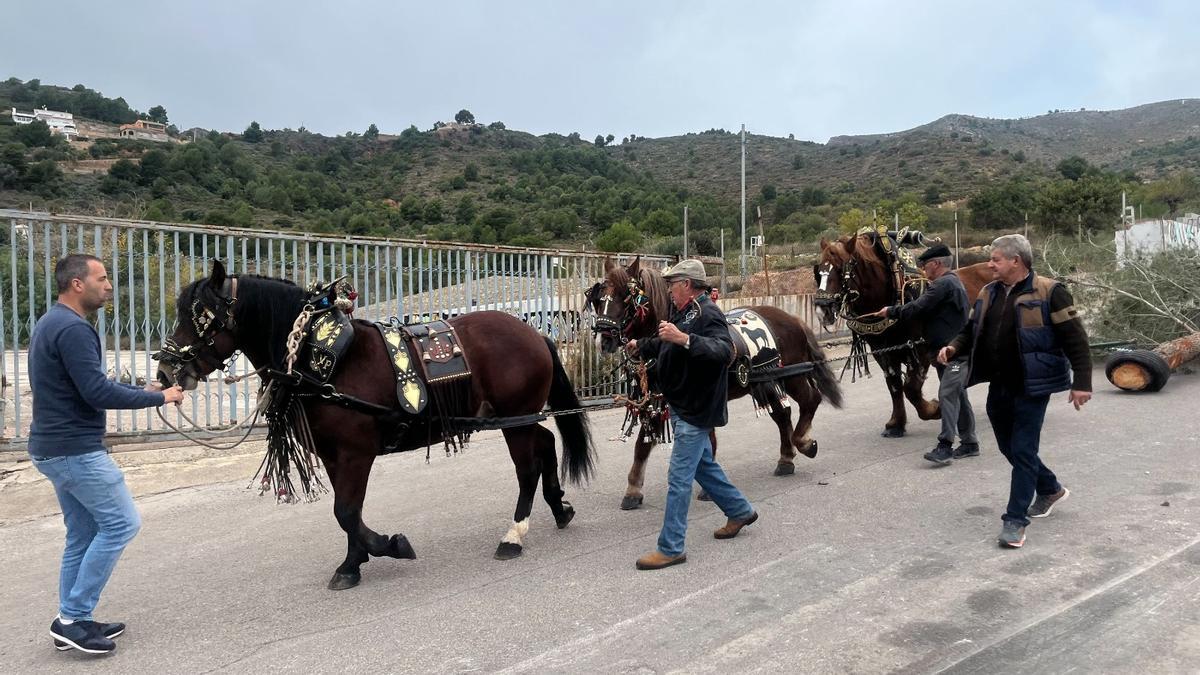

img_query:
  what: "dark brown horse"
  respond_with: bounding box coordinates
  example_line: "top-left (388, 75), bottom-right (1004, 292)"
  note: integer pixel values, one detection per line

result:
top-left (814, 234), bottom-right (989, 437)
top-left (589, 258), bottom-right (842, 510)
top-left (155, 261), bottom-right (595, 590)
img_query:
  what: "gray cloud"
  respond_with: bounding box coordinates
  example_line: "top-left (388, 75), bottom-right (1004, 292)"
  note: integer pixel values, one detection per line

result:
top-left (3, 0), bottom-right (1197, 142)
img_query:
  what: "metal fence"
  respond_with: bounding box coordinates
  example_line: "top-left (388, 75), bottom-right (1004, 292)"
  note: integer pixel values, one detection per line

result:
top-left (0, 210), bottom-right (841, 449)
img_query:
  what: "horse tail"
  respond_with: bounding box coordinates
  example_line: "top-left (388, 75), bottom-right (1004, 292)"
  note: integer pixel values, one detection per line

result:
top-left (543, 336), bottom-right (595, 485)
top-left (805, 327), bottom-right (844, 408)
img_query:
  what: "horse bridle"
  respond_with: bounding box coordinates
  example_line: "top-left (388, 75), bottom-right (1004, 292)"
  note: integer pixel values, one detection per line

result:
top-left (153, 277), bottom-right (240, 379)
top-left (591, 278), bottom-right (651, 340)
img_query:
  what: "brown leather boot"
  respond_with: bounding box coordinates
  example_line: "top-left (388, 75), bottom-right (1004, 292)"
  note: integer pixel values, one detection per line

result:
top-left (635, 551), bottom-right (687, 570)
top-left (714, 511), bottom-right (759, 539)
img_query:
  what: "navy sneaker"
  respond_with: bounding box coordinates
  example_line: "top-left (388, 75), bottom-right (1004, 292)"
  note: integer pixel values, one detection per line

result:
top-left (952, 442), bottom-right (980, 458)
top-left (49, 619), bottom-right (117, 654)
top-left (54, 620), bottom-right (124, 651)
top-left (998, 521), bottom-right (1026, 548)
top-left (923, 443), bottom-right (954, 466)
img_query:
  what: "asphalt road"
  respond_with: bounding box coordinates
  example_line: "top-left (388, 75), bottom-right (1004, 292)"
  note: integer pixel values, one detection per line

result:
top-left (1, 367), bottom-right (1198, 674)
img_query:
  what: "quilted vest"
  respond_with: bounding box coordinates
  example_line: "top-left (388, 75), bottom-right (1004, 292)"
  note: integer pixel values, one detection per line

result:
top-left (970, 273), bottom-right (1072, 396)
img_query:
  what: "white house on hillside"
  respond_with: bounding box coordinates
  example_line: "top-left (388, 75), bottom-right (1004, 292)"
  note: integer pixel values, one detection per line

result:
top-left (10, 107), bottom-right (78, 139)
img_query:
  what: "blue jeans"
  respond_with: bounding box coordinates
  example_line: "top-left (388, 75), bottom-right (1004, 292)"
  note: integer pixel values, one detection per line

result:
top-left (30, 450), bottom-right (141, 622)
top-left (658, 412), bottom-right (754, 557)
top-left (985, 383), bottom-right (1060, 527)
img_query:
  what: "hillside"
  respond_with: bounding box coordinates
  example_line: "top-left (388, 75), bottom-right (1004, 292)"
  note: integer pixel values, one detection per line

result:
top-left (2, 76), bottom-right (1199, 257)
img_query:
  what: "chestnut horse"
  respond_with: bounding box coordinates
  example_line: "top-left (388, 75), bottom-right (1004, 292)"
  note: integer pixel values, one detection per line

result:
top-left (155, 261), bottom-right (595, 590)
top-left (589, 258), bottom-right (842, 510)
top-left (814, 234), bottom-right (989, 437)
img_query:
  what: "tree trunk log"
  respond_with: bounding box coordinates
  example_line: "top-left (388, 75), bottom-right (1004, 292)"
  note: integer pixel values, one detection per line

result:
top-left (1154, 332), bottom-right (1200, 370)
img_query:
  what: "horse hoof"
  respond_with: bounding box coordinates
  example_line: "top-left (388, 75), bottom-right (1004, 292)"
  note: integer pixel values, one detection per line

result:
top-left (881, 428), bottom-right (905, 438)
top-left (328, 572), bottom-right (361, 591)
top-left (800, 440), bottom-right (819, 459)
top-left (495, 542), bottom-right (523, 560)
top-left (696, 489), bottom-right (713, 502)
top-left (555, 502), bottom-right (576, 529)
top-left (620, 495), bottom-right (644, 510)
top-left (774, 462), bottom-right (795, 476)
top-left (387, 534), bottom-right (417, 560)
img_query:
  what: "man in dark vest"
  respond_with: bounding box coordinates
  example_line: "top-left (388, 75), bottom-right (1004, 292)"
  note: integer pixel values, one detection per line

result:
top-left (864, 243), bottom-right (978, 465)
top-left (939, 234), bottom-right (1092, 549)
top-left (626, 259), bottom-right (757, 570)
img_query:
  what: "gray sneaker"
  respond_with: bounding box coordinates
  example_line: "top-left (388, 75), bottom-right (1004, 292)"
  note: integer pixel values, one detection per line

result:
top-left (1028, 487), bottom-right (1069, 518)
top-left (998, 521), bottom-right (1026, 548)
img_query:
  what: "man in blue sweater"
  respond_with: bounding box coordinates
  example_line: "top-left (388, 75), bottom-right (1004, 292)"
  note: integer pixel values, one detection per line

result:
top-left (29, 254), bottom-right (185, 655)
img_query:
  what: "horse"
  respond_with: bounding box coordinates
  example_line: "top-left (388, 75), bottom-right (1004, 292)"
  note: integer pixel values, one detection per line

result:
top-left (155, 261), bottom-right (595, 590)
top-left (589, 257), bottom-right (842, 510)
top-left (813, 233), bottom-right (989, 437)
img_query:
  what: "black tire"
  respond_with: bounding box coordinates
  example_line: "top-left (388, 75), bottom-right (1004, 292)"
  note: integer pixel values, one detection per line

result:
top-left (1105, 349), bottom-right (1171, 392)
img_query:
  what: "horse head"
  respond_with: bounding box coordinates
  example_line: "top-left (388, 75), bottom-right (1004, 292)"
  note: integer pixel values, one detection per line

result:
top-left (589, 256), bottom-right (668, 354)
top-left (814, 233), bottom-right (895, 328)
top-left (154, 260), bottom-right (242, 391)
top-left (155, 260), bottom-right (305, 390)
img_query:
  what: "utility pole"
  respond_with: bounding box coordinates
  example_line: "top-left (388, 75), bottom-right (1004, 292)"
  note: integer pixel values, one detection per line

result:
top-left (1024, 212), bottom-right (1029, 239)
top-left (758, 206), bottom-right (770, 296)
top-left (720, 228), bottom-right (726, 295)
top-left (954, 211), bottom-right (960, 268)
top-left (682, 204), bottom-right (689, 259)
top-left (740, 124), bottom-right (746, 281)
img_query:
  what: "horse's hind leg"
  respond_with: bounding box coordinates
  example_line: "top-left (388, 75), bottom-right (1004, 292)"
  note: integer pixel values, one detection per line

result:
top-left (496, 426), bottom-right (542, 560)
top-left (621, 428), bottom-right (655, 510)
top-left (534, 425), bottom-right (575, 529)
top-left (327, 451), bottom-right (415, 591)
top-left (784, 376), bottom-right (824, 462)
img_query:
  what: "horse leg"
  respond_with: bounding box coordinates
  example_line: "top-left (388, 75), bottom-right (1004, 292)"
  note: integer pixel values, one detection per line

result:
top-left (621, 427), bottom-right (655, 510)
top-left (903, 354), bottom-right (941, 421)
top-left (879, 354), bottom-right (909, 438)
top-left (534, 425), bottom-right (575, 529)
top-left (697, 429), bottom-right (720, 501)
top-left (496, 426), bottom-right (542, 560)
top-left (785, 376), bottom-right (824, 462)
top-left (327, 451), bottom-right (416, 591)
top-left (766, 393), bottom-right (798, 476)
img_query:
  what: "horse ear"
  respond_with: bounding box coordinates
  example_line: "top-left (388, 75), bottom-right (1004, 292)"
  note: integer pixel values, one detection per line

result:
top-left (603, 257), bottom-right (615, 274)
top-left (844, 235), bottom-right (857, 255)
top-left (627, 256), bottom-right (641, 278)
top-left (209, 259), bottom-right (227, 289)
top-left (819, 237), bottom-right (828, 251)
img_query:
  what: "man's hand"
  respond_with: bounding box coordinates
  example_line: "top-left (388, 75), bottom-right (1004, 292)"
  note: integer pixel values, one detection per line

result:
top-left (862, 307), bottom-right (889, 319)
top-left (625, 339), bottom-right (639, 355)
top-left (657, 321), bottom-right (687, 346)
top-left (162, 385), bottom-right (186, 405)
top-left (937, 346), bottom-right (956, 365)
top-left (1068, 390), bottom-right (1091, 410)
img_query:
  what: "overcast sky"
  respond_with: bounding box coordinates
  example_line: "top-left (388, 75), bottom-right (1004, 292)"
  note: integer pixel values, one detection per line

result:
top-left (4, 1), bottom-right (1198, 143)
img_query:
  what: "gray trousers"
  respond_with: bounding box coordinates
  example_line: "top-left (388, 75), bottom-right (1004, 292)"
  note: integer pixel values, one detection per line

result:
top-left (934, 358), bottom-right (978, 446)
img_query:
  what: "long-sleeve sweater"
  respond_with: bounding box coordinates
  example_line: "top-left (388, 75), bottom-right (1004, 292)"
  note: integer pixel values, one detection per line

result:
top-left (28, 303), bottom-right (165, 457)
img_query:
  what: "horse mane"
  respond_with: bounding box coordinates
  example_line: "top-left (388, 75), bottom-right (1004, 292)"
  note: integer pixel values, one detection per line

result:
top-left (178, 273), bottom-right (306, 370)
top-left (604, 263), bottom-right (671, 332)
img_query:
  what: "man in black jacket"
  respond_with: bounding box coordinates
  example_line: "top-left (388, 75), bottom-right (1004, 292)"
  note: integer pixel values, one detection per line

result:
top-left (627, 259), bottom-right (757, 570)
top-left (864, 243), bottom-right (978, 465)
top-left (940, 234), bottom-right (1092, 549)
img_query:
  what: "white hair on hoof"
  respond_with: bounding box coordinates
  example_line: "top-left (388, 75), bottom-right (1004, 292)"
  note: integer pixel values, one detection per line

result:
top-left (501, 518), bottom-right (530, 545)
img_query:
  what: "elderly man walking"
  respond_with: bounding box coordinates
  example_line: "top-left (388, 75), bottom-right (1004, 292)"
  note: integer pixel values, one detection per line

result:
top-left (865, 243), bottom-right (978, 465)
top-left (940, 235), bottom-right (1092, 549)
top-left (626, 259), bottom-right (758, 570)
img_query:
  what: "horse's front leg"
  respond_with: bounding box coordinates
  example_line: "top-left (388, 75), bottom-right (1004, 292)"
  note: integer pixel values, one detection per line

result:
top-left (878, 354), bottom-right (908, 438)
top-left (327, 449), bottom-right (415, 591)
top-left (621, 427), bottom-right (656, 510)
top-left (902, 353), bottom-right (941, 421)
